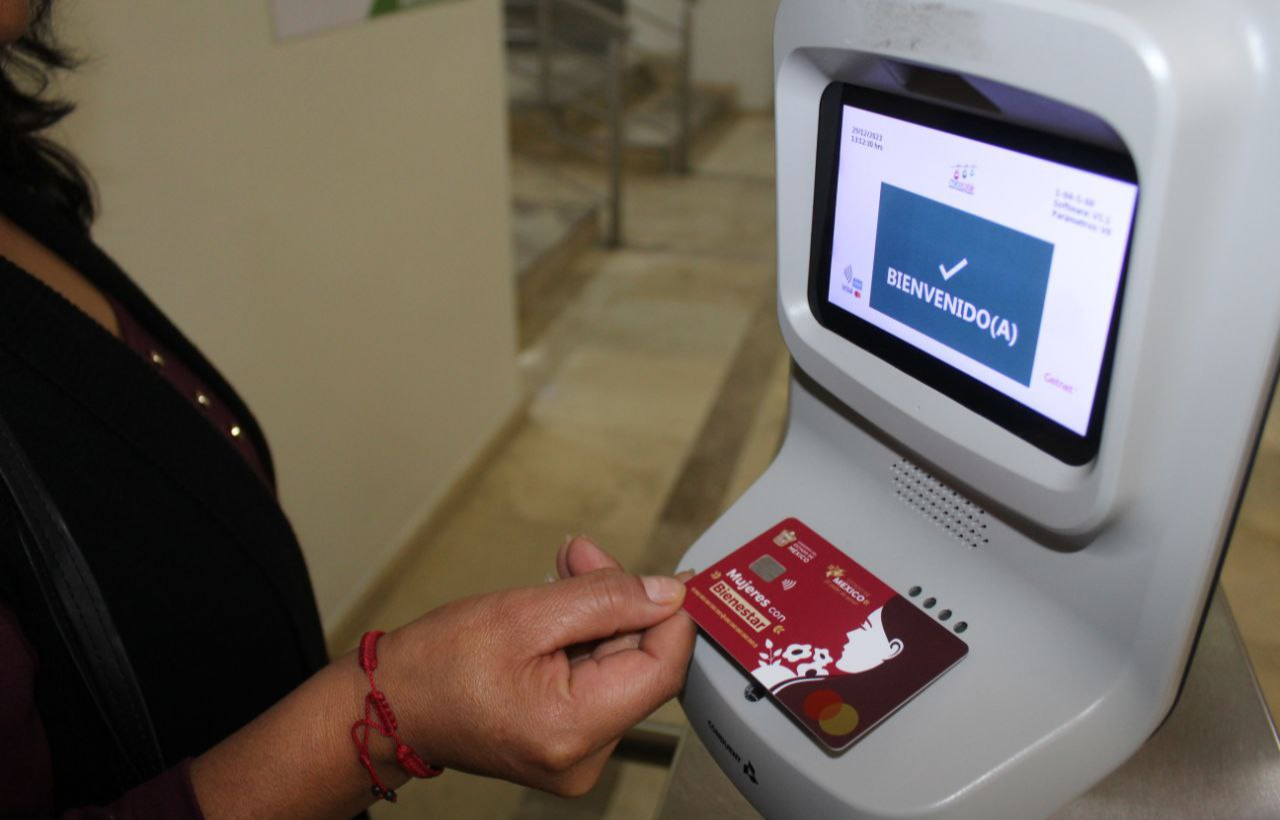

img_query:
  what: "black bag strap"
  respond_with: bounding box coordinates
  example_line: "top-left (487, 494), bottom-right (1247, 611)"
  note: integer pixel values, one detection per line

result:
top-left (0, 410), bottom-right (165, 782)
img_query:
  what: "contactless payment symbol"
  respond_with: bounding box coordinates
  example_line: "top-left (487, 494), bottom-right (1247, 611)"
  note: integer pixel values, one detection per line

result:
top-left (841, 265), bottom-right (863, 299)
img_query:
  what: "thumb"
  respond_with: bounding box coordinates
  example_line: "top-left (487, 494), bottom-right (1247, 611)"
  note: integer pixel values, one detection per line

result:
top-left (524, 569), bottom-right (686, 653)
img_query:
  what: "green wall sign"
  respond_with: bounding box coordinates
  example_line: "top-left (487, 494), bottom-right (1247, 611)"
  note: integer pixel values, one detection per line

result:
top-left (369, 0), bottom-right (443, 16)
top-left (271, 0), bottom-right (458, 41)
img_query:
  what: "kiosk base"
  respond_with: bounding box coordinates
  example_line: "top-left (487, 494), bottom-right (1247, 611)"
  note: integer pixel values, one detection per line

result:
top-left (656, 588), bottom-right (1280, 820)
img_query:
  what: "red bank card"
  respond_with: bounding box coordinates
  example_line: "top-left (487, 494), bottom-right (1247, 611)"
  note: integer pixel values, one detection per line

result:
top-left (683, 518), bottom-right (968, 751)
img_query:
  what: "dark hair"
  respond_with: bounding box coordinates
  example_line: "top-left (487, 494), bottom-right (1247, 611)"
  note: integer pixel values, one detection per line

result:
top-left (1, 0), bottom-right (94, 229)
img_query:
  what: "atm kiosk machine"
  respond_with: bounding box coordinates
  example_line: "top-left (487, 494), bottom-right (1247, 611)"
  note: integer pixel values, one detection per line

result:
top-left (676, 1), bottom-right (1280, 818)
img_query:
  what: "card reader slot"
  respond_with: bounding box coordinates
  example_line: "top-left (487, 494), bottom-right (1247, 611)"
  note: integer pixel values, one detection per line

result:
top-left (882, 59), bottom-right (1002, 116)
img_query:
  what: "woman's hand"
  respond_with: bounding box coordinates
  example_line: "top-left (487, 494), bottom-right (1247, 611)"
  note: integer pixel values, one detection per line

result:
top-left (191, 538), bottom-right (693, 820)
top-left (377, 538), bottom-right (695, 796)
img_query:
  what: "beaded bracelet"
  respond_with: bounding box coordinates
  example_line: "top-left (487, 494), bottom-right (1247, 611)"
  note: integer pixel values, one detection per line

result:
top-left (350, 630), bottom-right (444, 802)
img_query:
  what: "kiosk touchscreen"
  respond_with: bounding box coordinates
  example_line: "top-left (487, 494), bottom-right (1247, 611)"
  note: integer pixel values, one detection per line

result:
top-left (676, 1), bottom-right (1280, 819)
top-left (810, 84), bottom-right (1138, 464)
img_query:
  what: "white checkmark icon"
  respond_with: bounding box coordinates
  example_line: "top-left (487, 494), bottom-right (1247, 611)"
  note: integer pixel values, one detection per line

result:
top-left (940, 258), bottom-right (968, 281)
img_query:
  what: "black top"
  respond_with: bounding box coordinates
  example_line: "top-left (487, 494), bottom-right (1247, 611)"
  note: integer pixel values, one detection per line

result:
top-left (0, 180), bottom-right (329, 809)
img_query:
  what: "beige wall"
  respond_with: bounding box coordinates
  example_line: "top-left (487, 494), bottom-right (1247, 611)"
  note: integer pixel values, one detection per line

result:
top-left (691, 0), bottom-right (779, 111)
top-left (56, 1), bottom-right (521, 629)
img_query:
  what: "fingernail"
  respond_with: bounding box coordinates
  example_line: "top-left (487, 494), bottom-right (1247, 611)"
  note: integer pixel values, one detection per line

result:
top-left (576, 536), bottom-right (607, 561)
top-left (642, 575), bottom-right (685, 604)
top-left (675, 569), bottom-right (695, 583)
top-left (555, 536), bottom-right (574, 574)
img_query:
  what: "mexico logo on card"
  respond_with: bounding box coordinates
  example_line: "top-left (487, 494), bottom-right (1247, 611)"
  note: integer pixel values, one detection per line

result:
top-left (773, 529), bottom-right (797, 547)
top-left (826, 564), bottom-right (872, 604)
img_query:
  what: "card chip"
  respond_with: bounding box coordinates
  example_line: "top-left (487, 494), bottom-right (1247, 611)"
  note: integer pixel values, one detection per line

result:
top-left (750, 554), bottom-right (787, 583)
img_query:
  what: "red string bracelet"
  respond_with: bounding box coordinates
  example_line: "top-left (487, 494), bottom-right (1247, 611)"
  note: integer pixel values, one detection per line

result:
top-left (350, 630), bottom-right (444, 803)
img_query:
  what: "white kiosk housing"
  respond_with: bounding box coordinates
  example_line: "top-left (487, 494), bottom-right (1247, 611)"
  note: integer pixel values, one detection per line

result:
top-left (676, 1), bottom-right (1280, 818)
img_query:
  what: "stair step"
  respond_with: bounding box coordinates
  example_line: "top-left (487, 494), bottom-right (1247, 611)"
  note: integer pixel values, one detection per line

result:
top-left (504, 0), bottom-right (628, 54)
top-left (608, 82), bottom-right (737, 170)
top-left (512, 197), bottom-right (601, 282)
top-left (510, 88), bottom-right (735, 171)
top-left (512, 197), bottom-right (602, 347)
top-left (506, 50), bottom-right (658, 112)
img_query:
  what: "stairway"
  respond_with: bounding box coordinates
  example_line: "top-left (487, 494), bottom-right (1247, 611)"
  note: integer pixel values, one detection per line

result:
top-left (505, 2), bottom-right (738, 344)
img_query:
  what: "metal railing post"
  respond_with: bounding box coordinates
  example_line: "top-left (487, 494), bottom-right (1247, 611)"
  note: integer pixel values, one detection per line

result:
top-left (606, 33), bottom-right (626, 247)
top-left (674, 0), bottom-right (695, 174)
top-left (537, 0), bottom-right (553, 109)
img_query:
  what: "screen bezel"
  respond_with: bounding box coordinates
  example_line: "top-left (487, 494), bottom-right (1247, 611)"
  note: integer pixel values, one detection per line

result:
top-left (808, 82), bottom-right (1139, 466)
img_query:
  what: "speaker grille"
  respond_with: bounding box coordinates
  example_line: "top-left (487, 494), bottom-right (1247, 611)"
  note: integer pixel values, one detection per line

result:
top-left (891, 458), bottom-right (988, 548)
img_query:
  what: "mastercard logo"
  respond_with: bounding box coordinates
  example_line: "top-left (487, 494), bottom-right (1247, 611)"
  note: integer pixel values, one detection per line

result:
top-left (802, 688), bottom-right (860, 737)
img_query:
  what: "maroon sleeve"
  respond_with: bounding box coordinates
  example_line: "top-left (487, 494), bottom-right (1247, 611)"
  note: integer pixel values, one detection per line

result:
top-left (0, 602), bottom-right (207, 820)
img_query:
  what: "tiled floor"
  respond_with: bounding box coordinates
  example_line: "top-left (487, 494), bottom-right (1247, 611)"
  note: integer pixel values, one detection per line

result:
top-left (1222, 405), bottom-right (1280, 714)
top-left (359, 114), bottom-right (1280, 819)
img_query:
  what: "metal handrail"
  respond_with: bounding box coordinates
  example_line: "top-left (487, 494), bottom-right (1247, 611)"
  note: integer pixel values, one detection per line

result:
top-left (552, 0), bottom-right (698, 172)
top-left (550, 0), bottom-right (630, 34)
top-left (676, 0), bottom-right (694, 172)
top-left (628, 3), bottom-right (685, 37)
top-left (533, 0), bottom-right (629, 245)
top-left (510, 0), bottom-right (701, 245)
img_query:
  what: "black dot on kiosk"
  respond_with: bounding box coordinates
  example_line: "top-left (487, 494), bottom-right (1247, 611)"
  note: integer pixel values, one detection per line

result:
top-left (923, 597), bottom-right (937, 609)
top-left (908, 586), bottom-right (922, 597)
top-left (939, 609), bottom-right (952, 620)
top-left (955, 621), bottom-right (969, 634)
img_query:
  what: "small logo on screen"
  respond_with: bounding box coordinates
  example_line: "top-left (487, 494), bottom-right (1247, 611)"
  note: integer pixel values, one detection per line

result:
top-left (841, 265), bottom-right (863, 298)
top-left (948, 164), bottom-right (976, 195)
